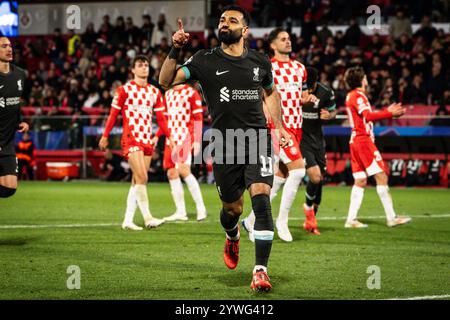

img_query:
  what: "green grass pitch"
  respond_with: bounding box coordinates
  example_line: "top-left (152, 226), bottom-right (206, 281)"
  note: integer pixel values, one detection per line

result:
top-left (0, 181), bottom-right (449, 300)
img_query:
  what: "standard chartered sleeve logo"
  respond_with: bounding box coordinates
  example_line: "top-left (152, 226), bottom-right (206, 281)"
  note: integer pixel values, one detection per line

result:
top-left (219, 86), bottom-right (259, 102)
top-left (220, 87), bottom-right (230, 102)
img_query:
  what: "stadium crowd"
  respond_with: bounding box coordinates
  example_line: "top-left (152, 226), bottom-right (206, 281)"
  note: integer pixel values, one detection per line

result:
top-left (5, 3), bottom-right (449, 187)
top-left (10, 7), bottom-right (450, 125)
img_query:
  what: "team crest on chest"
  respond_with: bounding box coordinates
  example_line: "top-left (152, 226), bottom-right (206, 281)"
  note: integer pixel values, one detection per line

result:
top-left (253, 67), bottom-right (260, 82)
top-left (17, 80), bottom-right (22, 91)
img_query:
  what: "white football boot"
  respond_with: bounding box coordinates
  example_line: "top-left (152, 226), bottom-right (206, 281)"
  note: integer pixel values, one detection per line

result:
top-left (241, 218), bottom-right (255, 243)
top-left (121, 222), bottom-right (143, 231)
top-left (145, 217), bottom-right (166, 228)
top-left (197, 210), bottom-right (208, 221)
top-left (276, 219), bottom-right (293, 242)
top-left (387, 215), bottom-right (412, 227)
top-left (163, 212), bottom-right (188, 222)
top-left (344, 220), bottom-right (368, 228)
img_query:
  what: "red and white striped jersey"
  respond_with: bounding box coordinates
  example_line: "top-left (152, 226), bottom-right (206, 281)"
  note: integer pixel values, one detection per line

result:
top-left (346, 89), bottom-right (375, 143)
top-left (163, 84), bottom-right (203, 146)
top-left (110, 80), bottom-right (164, 145)
top-left (271, 58), bottom-right (308, 129)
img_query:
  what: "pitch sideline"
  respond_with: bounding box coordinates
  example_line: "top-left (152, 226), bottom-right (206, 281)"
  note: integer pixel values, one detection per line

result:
top-left (0, 214), bottom-right (449, 229)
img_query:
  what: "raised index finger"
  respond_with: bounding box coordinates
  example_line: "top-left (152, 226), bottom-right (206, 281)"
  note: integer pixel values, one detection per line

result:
top-left (177, 19), bottom-right (184, 31)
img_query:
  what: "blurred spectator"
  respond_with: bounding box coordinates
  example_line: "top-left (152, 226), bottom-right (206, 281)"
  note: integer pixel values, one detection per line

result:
top-left (414, 15), bottom-right (438, 46)
top-left (101, 149), bottom-right (129, 181)
top-left (82, 23), bottom-right (97, 49)
top-left (395, 34), bottom-right (414, 52)
top-left (84, 91), bottom-right (100, 107)
top-left (148, 148), bottom-right (165, 182)
top-left (16, 132), bottom-right (36, 180)
top-left (52, 28), bottom-right (66, 56)
top-left (111, 17), bottom-right (127, 47)
top-left (141, 14), bottom-right (155, 43)
top-left (344, 18), bottom-right (361, 49)
top-left (67, 30), bottom-right (81, 56)
top-left (95, 90), bottom-right (113, 108)
top-left (151, 14), bottom-right (173, 48)
top-left (317, 22), bottom-right (333, 46)
top-left (389, 7), bottom-right (413, 39)
top-left (403, 74), bottom-right (428, 104)
top-left (427, 62), bottom-right (447, 104)
top-left (125, 17), bottom-right (141, 46)
top-left (300, 10), bottom-right (317, 47)
top-left (429, 105), bottom-right (450, 126)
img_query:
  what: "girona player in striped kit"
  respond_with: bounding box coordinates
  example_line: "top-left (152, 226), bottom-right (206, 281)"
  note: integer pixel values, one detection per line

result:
top-left (344, 67), bottom-right (411, 229)
top-left (99, 55), bottom-right (171, 230)
top-left (242, 28), bottom-right (318, 242)
top-left (154, 82), bottom-right (207, 222)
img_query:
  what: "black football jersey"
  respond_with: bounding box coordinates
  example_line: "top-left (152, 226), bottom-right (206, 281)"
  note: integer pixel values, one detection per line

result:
top-left (181, 47), bottom-right (273, 133)
top-left (301, 82), bottom-right (336, 149)
top-left (0, 64), bottom-right (26, 151)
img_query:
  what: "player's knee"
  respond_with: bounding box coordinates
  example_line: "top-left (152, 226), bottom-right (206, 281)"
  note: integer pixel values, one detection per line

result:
top-left (310, 172), bottom-right (322, 184)
top-left (0, 186), bottom-right (16, 198)
top-left (167, 169), bottom-right (179, 180)
top-left (290, 168), bottom-right (305, 181)
top-left (374, 172), bottom-right (388, 185)
top-left (251, 194), bottom-right (273, 231)
top-left (223, 198), bottom-right (243, 216)
top-left (134, 171), bottom-right (148, 184)
top-left (355, 178), bottom-right (367, 187)
top-left (249, 183), bottom-right (271, 197)
top-left (178, 166), bottom-right (191, 178)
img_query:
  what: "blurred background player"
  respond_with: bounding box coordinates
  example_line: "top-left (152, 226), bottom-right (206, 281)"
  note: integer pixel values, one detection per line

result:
top-left (99, 55), bottom-right (170, 230)
top-left (101, 149), bottom-right (129, 182)
top-left (344, 67), bottom-right (412, 228)
top-left (242, 28), bottom-right (317, 242)
top-left (0, 36), bottom-right (29, 198)
top-left (154, 82), bottom-right (207, 222)
top-left (300, 67), bottom-right (337, 235)
top-left (16, 132), bottom-right (36, 180)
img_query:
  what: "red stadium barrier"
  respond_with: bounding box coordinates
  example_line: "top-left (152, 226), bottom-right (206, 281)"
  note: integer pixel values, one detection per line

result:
top-left (34, 150), bottom-right (116, 180)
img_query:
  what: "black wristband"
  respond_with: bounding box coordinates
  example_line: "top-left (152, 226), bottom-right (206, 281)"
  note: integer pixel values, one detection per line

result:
top-left (168, 46), bottom-right (181, 60)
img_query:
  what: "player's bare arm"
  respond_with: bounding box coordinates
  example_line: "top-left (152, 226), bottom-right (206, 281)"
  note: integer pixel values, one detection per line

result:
top-left (320, 109), bottom-right (338, 120)
top-left (263, 86), bottom-right (289, 147)
top-left (159, 19), bottom-right (190, 90)
top-left (99, 136), bottom-right (108, 150)
top-left (301, 90), bottom-right (318, 104)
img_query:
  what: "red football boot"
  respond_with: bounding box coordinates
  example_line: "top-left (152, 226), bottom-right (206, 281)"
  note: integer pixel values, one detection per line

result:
top-left (250, 270), bottom-right (272, 292)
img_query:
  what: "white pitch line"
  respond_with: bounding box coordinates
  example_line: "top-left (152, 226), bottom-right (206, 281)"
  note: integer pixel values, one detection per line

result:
top-left (289, 214), bottom-right (450, 221)
top-left (387, 294), bottom-right (450, 300)
top-left (0, 214), bottom-right (449, 229)
top-left (0, 223), bottom-right (120, 229)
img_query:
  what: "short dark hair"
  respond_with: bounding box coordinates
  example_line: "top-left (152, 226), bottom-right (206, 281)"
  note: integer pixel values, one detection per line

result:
top-left (306, 67), bottom-right (319, 89)
top-left (221, 5), bottom-right (251, 26)
top-left (268, 27), bottom-right (288, 45)
top-left (344, 66), bottom-right (365, 90)
top-left (131, 55), bottom-right (150, 68)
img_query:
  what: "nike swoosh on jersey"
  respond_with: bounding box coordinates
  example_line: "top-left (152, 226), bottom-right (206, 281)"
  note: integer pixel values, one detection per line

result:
top-left (0, 85), bottom-right (4, 89)
top-left (216, 70), bottom-right (230, 76)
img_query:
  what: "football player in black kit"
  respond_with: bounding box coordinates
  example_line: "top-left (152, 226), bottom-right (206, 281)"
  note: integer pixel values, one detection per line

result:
top-left (300, 67), bottom-right (337, 234)
top-left (0, 36), bottom-right (29, 198)
top-left (159, 5), bottom-right (290, 292)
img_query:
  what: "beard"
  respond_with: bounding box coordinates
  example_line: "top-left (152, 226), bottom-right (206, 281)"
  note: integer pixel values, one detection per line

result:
top-left (218, 28), bottom-right (242, 45)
